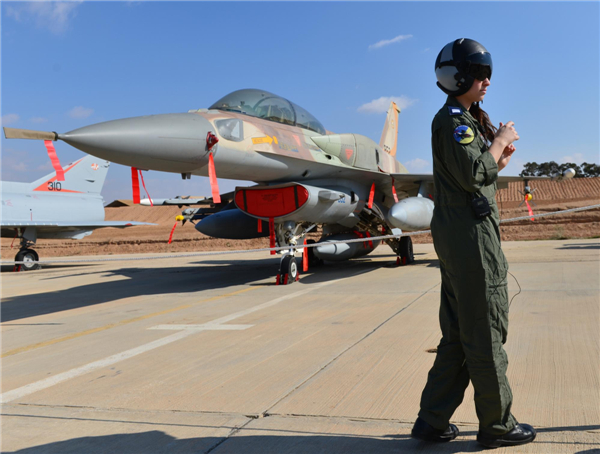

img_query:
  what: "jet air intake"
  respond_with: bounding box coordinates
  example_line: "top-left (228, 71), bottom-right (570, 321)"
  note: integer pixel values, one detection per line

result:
top-left (234, 183), bottom-right (358, 224)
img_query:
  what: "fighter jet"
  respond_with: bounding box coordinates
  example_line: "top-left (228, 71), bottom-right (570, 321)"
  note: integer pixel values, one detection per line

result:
top-left (1, 154), bottom-right (154, 270)
top-left (3, 89), bottom-right (574, 282)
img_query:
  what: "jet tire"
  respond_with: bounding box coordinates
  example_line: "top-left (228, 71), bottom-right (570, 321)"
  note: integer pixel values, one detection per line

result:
top-left (279, 255), bottom-right (298, 284)
top-left (15, 249), bottom-right (41, 271)
top-left (399, 236), bottom-right (414, 264)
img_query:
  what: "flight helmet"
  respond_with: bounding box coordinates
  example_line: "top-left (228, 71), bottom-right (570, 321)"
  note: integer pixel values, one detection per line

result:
top-left (435, 38), bottom-right (493, 96)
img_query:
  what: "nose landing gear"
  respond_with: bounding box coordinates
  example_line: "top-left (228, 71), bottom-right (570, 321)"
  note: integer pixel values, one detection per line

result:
top-left (273, 221), bottom-right (315, 285)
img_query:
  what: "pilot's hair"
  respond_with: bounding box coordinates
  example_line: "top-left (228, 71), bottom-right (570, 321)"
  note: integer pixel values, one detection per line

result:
top-left (470, 102), bottom-right (497, 144)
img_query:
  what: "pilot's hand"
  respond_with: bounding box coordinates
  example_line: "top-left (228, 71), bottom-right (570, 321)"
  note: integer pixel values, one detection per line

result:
top-left (503, 143), bottom-right (516, 156)
top-left (498, 142), bottom-right (516, 172)
top-left (496, 121), bottom-right (520, 148)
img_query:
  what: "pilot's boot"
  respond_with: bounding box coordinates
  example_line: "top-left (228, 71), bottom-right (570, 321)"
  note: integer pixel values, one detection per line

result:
top-left (477, 423), bottom-right (537, 448)
top-left (411, 417), bottom-right (459, 442)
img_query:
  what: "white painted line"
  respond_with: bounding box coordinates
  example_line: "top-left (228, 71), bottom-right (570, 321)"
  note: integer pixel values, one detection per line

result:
top-left (0, 330), bottom-right (190, 404)
top-left (0, 279), bottom-right (339, 404)
top-left (150, 324), bottom-right (253, 331)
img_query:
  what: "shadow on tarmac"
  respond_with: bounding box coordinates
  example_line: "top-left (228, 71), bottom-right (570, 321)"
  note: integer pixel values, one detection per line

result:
top-left (6, 425), bottom-right (600, 454)
top-left (0, 257), bottom-right (396, 322)
top-left (556, 242), bottom-right (600, 250)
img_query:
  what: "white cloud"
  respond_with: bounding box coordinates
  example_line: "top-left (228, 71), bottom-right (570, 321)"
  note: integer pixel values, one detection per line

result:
top-left (68, 106), bottom-right (94, 119)
top-left (1, 113), bottom-right (20, 125)
top-left (368, 34), bottom-right (413, 51)
top-left (30, 117), bottom-right (48, 123)
top-left (560, 153), bottom-right (584, 164)
top-left (404, 158), bottom-right (431, 173)
top-left (358, 96), bottom-right (418, 114)
top-left (5, 2), bottom-right (82, 35)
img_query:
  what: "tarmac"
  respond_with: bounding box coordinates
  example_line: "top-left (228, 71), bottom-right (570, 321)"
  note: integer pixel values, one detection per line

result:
top-left (1, 239), bottom-right (598, 453)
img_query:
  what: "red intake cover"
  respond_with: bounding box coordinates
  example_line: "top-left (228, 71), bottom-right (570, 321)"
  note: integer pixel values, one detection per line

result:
top-left (235, 184), bottom-right (309, 218)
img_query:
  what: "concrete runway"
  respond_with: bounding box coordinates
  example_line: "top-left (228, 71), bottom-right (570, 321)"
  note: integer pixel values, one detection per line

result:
top-left (1, 239), bottom-right (599, 453)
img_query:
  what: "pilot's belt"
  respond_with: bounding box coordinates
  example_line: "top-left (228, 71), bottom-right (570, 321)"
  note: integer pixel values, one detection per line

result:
top-left (435, 192), bottom-right (494, 207)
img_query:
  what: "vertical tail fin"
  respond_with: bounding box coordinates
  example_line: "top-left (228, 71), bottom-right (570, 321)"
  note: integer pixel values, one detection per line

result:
top-left (379, 101), bottom-right (401, 157)
top-left (30, 155), bottom-right (110, 194)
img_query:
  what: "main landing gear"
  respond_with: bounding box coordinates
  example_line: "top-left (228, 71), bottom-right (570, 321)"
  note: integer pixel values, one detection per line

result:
top-left (14, 236), bottom-right (41, 272)
top-left (274, 221), bottom-right (315, 285)
top-left (396, 236), bottom-right (415, 266)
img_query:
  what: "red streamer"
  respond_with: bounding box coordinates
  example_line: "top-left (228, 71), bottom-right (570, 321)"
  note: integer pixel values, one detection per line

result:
top-left (257, 218), bottom-right (262, 233)
top-left (44, 140), bottom-right (65, 181)
top-left (208, 152), bottom-right (221, 204)
top-left (391, 177), bottom-right (399, 203)
top-left (365, 231), bottom-right (374, 249)
top-left (131, 167), bottom-right (140, 204)
top-left (525, 199), bottom-right (535, 221)
top-left (168, 222), bottom-right (178, 244)
top-left (138, 170), bottom-right (153, 206)
top-left (303, 239), bottom-right (308, 272)
top-left (269, 217), bottom-right (276, 255)
top-left (367, 182), bottom-right (375, 209)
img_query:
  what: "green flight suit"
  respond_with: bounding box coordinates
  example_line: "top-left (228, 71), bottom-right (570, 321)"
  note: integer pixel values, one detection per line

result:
top-left (418, 96), bottom-right (517, 436)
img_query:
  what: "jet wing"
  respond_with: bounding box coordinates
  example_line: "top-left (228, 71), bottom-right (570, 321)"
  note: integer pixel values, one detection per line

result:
top-left (140, 191), bottom-right (234, 207)
top-left (1, 221), bottom-right (155, 231)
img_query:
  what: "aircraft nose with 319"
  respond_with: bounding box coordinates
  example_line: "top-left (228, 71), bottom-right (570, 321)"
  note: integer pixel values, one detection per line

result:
top-left (3, 88), bottom-right (574, 284)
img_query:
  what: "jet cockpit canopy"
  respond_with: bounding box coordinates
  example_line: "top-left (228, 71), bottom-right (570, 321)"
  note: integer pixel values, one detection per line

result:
top-left (210, 89), bottom-right (326, 135)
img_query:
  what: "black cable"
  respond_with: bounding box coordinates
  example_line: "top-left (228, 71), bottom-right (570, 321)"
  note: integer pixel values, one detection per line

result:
top-left (508, 271), bottom-right (521, 307)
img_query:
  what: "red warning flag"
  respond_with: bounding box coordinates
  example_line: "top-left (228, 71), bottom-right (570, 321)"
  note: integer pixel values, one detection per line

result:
top-left (138, 170), bottom-right (153, 206)
top-left (269, 217), bottom-right (276, 255)
top-left (168, 222), bottom-right (178, 244)
top-left (44, 140), bottom-right (65, 181)
top-left (303, 239), bottom-right (309, 272)
top-left (525, 199), bottom-right (535, 221)
top-left (391, 177), bottom-right (399, 203)
top-left (131, 167), bottom-right (140, 204)
top-left (257, 218), bottom-right (262, 233)
top-left (208, 152), bottom-right (221, 204)
top-left (365, 231), bottom-right (374, 249)
top-left (367, 182), bottom-right (375, 209)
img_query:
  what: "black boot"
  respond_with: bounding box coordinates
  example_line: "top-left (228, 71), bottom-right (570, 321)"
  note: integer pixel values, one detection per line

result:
top-left (477, 423), bottom-right (537, 448)
top-left (411, 417), bottom-right (459, 442)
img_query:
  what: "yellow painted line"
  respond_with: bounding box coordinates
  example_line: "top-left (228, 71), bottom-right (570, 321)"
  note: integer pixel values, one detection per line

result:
top-left (1, 287), bottom-right (257, 358)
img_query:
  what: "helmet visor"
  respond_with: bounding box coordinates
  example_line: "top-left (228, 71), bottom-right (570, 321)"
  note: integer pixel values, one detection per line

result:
top-left (468, 64), bottom-right (492, 81)
top-left (466, 51), bottom-right (493, 80)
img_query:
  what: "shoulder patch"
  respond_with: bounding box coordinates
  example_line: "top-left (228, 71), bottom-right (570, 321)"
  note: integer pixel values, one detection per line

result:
top-left (453, 125), bottom-right (475, 144)
top-left (448, 106), bottom-right (463, 116)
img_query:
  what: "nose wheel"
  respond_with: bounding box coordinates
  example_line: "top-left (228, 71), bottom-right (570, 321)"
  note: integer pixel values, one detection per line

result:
top-left (276, 255), bottom-right (299, 285)
top-left (15, 248), bottom-right (41, 271)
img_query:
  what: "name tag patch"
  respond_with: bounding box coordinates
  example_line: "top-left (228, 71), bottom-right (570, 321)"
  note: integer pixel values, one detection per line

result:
top-left (453, 125), bottom-right (475, 144)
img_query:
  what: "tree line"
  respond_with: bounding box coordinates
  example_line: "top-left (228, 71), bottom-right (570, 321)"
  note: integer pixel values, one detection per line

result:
top-left (520, 162), bottom-right (600, 178)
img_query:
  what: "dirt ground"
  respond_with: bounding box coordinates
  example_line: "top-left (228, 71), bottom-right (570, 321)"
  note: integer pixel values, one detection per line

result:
top-left (2, 178), bottom-right (599, 259)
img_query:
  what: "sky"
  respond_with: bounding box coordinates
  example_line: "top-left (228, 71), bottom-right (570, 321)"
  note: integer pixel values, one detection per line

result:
top-left (1, 1), bottom-right (599, 203)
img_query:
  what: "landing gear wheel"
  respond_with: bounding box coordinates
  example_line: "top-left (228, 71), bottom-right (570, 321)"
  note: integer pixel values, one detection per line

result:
top-left (15, 249), bottom-right (41, 271)
top-left (305, 239), bottom-right (323, 267)
top-left (398, 236), bottom-right (414, 265)
top-left (278, 255), bottom-right (298, 285)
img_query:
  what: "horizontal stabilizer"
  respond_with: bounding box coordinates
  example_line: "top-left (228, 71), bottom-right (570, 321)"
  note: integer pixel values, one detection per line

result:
top-left (3, 127), bottom-right (57, 141)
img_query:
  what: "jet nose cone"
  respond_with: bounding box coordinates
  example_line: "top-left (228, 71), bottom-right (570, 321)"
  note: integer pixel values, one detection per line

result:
top-left (59, 113), bottom-right (214, 172)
